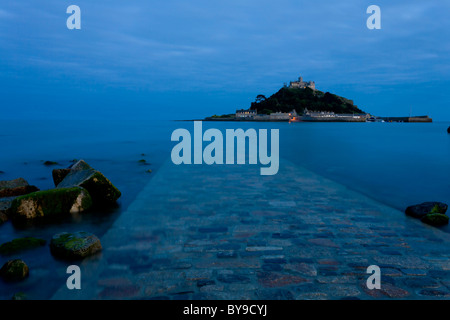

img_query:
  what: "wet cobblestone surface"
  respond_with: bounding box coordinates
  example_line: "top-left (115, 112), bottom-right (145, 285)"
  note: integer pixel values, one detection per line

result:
top-left (53, 160), bottom-right (450, 300)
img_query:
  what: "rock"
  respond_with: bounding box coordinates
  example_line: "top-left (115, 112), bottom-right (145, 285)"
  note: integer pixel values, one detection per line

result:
top-left (447, 126), bottom-right (450, 134)
top-left (56, 160), bottom-right (121, 204)
top-left (0, 197), bottom-right (14, 217)
top-left (405, 202), bottom-right (448, 218)
top-left (50, 231), bottom-right (102, 260)
top-left (12, 292), bottom-right (27, 300)
top-left (0, 185), bottom-right (40, 198)
top-left (0, 178), bottom-right (28, 189)
top-left (0, 237), bottom-right (46, 255)
top-left (10, 187), bottom-right (92, 221)
top-left (43, 161), bottom-right (58, 166)
top-left (0, 260), bottom-right (29, 281)
top-left (0, 178), bottom-right (39, 198)
top-left (0, 212), bottom-right (7, 224)
top-left (421, 213), bottom-right (449, 226)
top-left (52, 168), bottom-right (71, 187)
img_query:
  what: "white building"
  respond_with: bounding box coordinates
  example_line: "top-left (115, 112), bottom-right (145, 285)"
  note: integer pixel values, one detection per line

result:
top-left (236, 109), bottom-right (257, 118)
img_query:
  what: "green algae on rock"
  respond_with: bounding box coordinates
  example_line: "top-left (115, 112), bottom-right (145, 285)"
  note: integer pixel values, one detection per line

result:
top-left (405, 202), bottom-right (448, 218)
top-left (421, 213), bottom-right (449, 226)
top-left (0, 237), bottom-right (46, 255)
top-left (56, 160), bottom-right (121, 205)
top-left (12, 292), bottom-right (27, 300)
top-left (0, 259), bottom-right (29, 282)
top-left (50, 231), bottom-right (102, 260)
top-left (10, 187), bottom-right (92, 220)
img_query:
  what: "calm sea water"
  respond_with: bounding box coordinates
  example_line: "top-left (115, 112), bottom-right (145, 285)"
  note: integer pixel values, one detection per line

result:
top-left (1, 119), bottom-right (449, 229)
top-left (199, 121), bottom-right (450, 215)
top-left (0, 119), bottom-right (449, 298)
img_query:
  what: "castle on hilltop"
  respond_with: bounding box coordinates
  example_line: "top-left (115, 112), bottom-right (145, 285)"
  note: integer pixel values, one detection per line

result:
top-left (289, 75), bottom-right (315, 90)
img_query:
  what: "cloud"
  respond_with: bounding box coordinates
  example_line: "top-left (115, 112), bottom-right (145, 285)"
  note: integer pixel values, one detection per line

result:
top-left (0, 0), bottom-right (450, 119)
top-left (0, 8), bottom-right (14, 19)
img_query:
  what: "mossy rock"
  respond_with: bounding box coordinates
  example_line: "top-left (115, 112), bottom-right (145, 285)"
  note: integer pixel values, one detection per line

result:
top-left (405, 202), bottom-right (448, 218)
top-left (10, 187), bottom-right (92, 221)
top-left (57, 160), bottom-right (121, 205)
top-left (421, 213), bottom-right (449, 226)
top-left (50, 231), bottom-right (102, 260)
top-left (431, 204), bottom-right (446, 214)
top-left (0, 237), bottom-right (46, 255)
top-left (12, 292), bottom-right (27, 300)
top-left (0, 260), bottom-right (29, 282)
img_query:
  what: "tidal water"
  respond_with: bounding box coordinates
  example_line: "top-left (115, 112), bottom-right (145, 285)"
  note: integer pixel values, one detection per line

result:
top-left (199, 121), bottom-right (450, 215)
top-left (0, 119), bottom-right (449, 298)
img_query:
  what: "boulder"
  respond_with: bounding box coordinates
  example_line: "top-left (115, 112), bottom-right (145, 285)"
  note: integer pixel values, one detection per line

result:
top-left (0, 212), bottom-right (7, 224)
top-left (421, 213), bottom-right (449, 226)
top-left (50, 231), bottom-right (102, 260)
top-left (0, 178), bottom-right (39, 198)
top-left (10, 187), bottom-right (92, 221)
top-left (43, 161), bottom-right (58, 166)
top-left (12, 292), bottom-right (27, 300)
top-left (0, 178), bottom-right (28, 189)
top-left (52, 168), bottom-right (71, 187)
top-left (56, 160), bottom-right (121, 205)
top-left (0, 259), bottom-right (29, 282)
top-left (0, 197), bottom-right (14, 217)
top-left (0, 237), bottom-right (46, 255)
top-left (405, 202), bottom-right (448, 218)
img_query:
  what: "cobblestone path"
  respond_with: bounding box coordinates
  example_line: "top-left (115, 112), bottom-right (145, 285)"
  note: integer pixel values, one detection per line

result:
top-left (53, 159), bottom-right (450, 300)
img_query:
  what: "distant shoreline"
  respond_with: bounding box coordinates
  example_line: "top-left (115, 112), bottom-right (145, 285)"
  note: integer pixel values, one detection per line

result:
top-left (178, 116), bottom-right (434, 123)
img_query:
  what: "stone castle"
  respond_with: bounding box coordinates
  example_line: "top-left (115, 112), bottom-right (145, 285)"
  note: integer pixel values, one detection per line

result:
top-left (289, 76), bottom-right (315, 90)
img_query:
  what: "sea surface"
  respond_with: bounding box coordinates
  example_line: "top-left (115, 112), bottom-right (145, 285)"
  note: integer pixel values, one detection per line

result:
top-left (0, 119), bottom-right (449, 298)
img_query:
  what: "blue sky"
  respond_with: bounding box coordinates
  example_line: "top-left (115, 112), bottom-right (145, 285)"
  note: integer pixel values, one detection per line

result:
top-left (0, 1), bottom-right (449, 120)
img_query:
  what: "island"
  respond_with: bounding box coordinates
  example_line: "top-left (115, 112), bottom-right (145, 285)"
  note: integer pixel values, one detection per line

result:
top-left (205, 75), bottom-right (432, 123)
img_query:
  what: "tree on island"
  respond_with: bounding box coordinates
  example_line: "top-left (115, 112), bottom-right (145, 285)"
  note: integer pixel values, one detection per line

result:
top-left (254, 94), bottom-right (267, 104)
top-left (249, 87), bottom-right (364, 115)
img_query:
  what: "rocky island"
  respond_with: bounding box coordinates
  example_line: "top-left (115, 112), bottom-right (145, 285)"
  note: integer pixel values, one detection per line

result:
top-left (206, 75), bottom-right (367, 122)
top-left (206, 75), bottom-right (432, 122)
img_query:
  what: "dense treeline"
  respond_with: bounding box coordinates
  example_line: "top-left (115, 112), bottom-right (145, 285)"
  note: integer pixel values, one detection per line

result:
top-left (249, 87), bottom-right (364, 115)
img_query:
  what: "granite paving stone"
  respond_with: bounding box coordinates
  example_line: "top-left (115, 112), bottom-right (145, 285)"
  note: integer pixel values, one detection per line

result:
top-left (51, 159), bottom-right (450, 300)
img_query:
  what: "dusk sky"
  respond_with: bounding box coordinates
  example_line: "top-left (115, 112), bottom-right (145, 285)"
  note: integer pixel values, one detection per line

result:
top-left (0, 1), bottom-right (449, 120)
